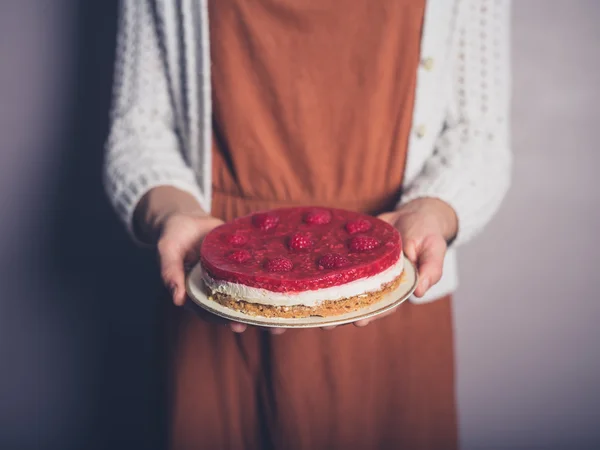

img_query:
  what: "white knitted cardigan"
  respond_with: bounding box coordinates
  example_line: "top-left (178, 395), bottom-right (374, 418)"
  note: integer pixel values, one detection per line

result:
top-left (104, 0), bottom-right (512, 303)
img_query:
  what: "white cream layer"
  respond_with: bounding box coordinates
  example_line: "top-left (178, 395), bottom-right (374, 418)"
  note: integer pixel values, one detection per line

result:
top-left (203, 253), bottom-right (404, 307)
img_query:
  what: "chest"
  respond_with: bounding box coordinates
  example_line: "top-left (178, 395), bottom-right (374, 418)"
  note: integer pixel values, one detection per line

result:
top-left (159, 0), bottom-right (463, 183)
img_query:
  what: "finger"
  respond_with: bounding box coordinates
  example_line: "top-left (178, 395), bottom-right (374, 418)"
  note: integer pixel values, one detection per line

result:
top-left (269, 328), bottom-right (286, 335)
top-left (353, 319), bottom-right (370, 327)
top-left (403, 238), bottom-right (418, 263)
top-left (377, 212), bottom-right (396, 224)
top-left (414, 236), bottom-right (446, 298)
top-left (229, 322), bottom-right (247, 333)
top-left (256, 326), bottom-right (286, 334)
top-left (158, 239), bottom-right (187, 306)
top-left (321, 325), bottom-right (337, 331)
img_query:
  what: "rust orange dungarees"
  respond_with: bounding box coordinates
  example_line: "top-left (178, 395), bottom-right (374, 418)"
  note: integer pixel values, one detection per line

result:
top-left (168, 1), bottom-right (457, 448)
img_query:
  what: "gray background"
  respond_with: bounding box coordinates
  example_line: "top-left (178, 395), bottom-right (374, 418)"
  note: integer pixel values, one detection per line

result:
top-left (0, 1), bottom-right (598, 449)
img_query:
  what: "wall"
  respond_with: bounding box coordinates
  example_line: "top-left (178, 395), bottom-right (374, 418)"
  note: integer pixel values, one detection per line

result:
top-left (0, 2), bottom-right (164, 449)
top-left (456, 1), bottom-right (600, 449)
top-left (0, 1), bottom-right (598, 449)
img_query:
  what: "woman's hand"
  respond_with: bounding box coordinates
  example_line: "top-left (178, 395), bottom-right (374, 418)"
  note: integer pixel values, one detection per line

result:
top-left (158, 213), bottom-right (289, 334)
top-left (134, 186), bottom-right (222, 306)
top-left (352, 198), bottom-right (458, 327)
top-left (137, 187), bottom-right (286, 334)
top-left (157, 212), bottom-right (223, 306)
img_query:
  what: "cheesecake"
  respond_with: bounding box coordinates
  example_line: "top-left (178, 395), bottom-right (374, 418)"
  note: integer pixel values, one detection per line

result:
top-left (200, 207), bottom-right (403, 318)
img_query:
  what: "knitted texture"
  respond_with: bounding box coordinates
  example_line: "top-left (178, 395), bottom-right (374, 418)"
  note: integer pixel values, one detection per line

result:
top-left (399, 0), bottom-right (512, 245)
top-left (104, 0), bottom-right (512, 247)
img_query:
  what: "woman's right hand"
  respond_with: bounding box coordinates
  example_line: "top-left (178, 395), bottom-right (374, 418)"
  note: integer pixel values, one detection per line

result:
top-left (157, 212), bottom-right (223, 306)
top-left (157, 212), bottom-right (285, 334)
top-left (134, 186), bottom-right (222, 307)
top-left (136, 186), bottom-right (285, 334)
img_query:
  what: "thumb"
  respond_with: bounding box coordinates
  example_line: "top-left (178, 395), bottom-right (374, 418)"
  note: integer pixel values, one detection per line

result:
top-left (403, 238), bottom-right (418, 263)
top-left (415, 236), bottom-right (446, 297)
top-left (158, 240), bottom-right (187, 306)
top-left (413, 235), bottom-right (446, 298)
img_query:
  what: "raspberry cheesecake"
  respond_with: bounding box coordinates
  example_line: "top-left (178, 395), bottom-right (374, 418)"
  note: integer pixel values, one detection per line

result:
top-left (199, 207), bottom-right (404, 318)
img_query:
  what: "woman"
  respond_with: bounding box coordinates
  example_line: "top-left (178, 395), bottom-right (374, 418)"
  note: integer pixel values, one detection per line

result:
top-left (104, 1), bottom-right (511, 448)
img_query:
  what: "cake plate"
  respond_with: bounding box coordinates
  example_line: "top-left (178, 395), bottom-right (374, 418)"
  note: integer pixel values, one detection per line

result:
top-left (186, 255), bottom-right (418, 329)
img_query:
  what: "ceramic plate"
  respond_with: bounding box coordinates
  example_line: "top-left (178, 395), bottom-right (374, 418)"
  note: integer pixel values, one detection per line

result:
top-left (186, 255), bottom-right (418, 328)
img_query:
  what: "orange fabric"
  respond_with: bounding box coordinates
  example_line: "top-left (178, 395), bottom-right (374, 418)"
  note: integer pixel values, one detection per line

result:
top-left (168, 1), bottom-right (457, 449)
top-left (210, 0), bottom-right (424, 215)
top-left (168, 297), bottom-right (457, 450)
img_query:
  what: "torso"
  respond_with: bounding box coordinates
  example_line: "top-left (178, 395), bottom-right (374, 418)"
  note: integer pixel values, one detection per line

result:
top-left (168, 7), bottom-right (457, 446)
top-left (209, 0), bottom-right (425, 221)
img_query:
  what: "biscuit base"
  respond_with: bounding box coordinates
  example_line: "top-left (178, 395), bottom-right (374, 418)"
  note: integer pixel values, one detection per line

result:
top-left (206, 272), bottom-right (405, 318)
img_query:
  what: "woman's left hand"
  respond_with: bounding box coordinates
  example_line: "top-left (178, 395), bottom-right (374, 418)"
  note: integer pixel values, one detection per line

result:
top-left (351, 198), bottom-right (458, 327)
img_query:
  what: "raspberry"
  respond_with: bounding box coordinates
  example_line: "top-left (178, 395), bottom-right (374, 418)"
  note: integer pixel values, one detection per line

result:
top-left (264, 257), bottom-right (294, 273)
top-left (303, 208), bottom-right (332, 225)
top-left (348, 235), bottom-right (380, 252)
top-left (252, 212), bottom-right (279, 231)
top-left (345, 219), bottom-right (372, 235)
top-left (226, 233), bottom-right (248, 246)
top-left (288, 232), bottom-right (313, 251)
top-left (228, 249), bottom-right (251, 263)
top-left (317, 253), bottom-right (350, 270)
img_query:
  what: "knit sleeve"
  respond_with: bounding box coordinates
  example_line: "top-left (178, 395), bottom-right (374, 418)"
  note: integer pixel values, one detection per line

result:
top-left (400, 0), bottom-right (512, 246)
top-left (103, 0), bottom-right (204, 240)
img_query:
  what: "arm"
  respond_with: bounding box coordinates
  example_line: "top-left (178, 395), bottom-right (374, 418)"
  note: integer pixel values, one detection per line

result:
top-left (103, 2), bottom-right (223, 313)
top-left (365, 0), bottom-right (513, 316)
top-left (399, 0), bottom-right (512, 246)
top-left (103, 0), bottom-right (205, 242)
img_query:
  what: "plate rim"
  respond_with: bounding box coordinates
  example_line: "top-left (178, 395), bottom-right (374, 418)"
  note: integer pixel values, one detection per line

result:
top-left (185, 255), bottom-right (418, 328)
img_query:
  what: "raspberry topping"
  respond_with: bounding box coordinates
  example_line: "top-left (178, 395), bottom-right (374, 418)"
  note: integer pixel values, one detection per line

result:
top-left (252, 212), bottom-right (279, 231)
top-left (264, 257), bottom-right (294, 273)
top-left (288, 232), bottom-right (314, 251)
top-left (303, 208), bottom-right (332, 225)
top-left (200, 207), bottom-right (401, 292)
top-left (228, 249), bottom-right (251, 263)
top-left (226, 233), bottom-right (248, 246)
top-left (348, 235), bottom-right (380, 252)
top-left (345, 219), bottom-right (372, 235)
top-left (317, 253), bottom-right (350, 270)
